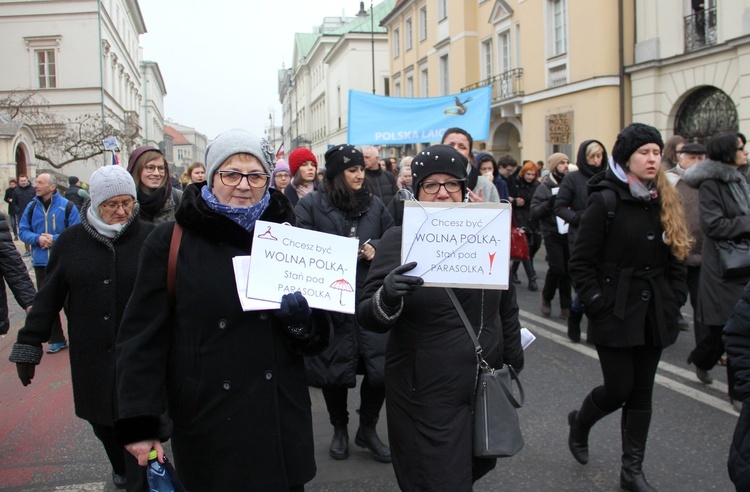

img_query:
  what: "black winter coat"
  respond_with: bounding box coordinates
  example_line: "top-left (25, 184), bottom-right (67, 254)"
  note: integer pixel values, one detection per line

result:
top-left (513, 177), bottom-right (540, 231)
top-left (64, 184), bottom-right (85, 209)
top-left (357, 227), bottom-right (524, 491)
top-left (365, 168), bottom-right (399, 206)
top-left (115, 186), bottom-right (331, 491)
top-left (724, 282), bottom-right (750, 491)
top-left (569, 170), bottom-right (687, 347)
top-left (683, 160), bottom-right (750, 326)
top-left (12, 184), bottom-right (35, 219)
top-left (554, 139), bottom-right (608, 247)
top-left (295, 187), bottom-right (393, 387)
top-left (4, 187), bottom-right (19, 215)
top-left (530, 174), bottom-right (563, 235)
top-left (11, 204), bottom-right (152, 425)
top-left (0, 211), bottom-right (35, 333)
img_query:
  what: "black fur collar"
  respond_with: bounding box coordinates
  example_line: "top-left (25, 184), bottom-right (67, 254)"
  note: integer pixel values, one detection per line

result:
top-left (175, 184), bottom-right (296, 249)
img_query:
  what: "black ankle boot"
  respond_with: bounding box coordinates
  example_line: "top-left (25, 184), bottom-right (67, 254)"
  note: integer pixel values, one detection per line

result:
top-left (329, 422), bottom-right (349, 460)
top-left (620, 410), bottom-right (657, 492)
top-left (568, 393), bottom-right (610, 465)
top-left (528, 277), bottom-right (539, 292)
top-left (355, 420), bottom-right (391, 463)
top-left (567, 309), bottom-right (583, 343)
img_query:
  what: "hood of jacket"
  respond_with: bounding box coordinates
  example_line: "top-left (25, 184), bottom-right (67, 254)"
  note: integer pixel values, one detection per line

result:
top-left (175, 184), bottom-right (295, 250)
top-left (575, 139), bottom-right (609, 178)
top-left (682, 159), bottom-right (746, 189)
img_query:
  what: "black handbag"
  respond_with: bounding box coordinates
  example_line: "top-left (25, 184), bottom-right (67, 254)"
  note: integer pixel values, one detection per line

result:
top-left (716, 239), bottom-right (750, 278)
top-left (445, 288), bottom-right (525, 458)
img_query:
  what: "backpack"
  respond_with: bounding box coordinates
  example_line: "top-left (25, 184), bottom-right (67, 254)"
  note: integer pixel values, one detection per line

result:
top-left (600, 188), bottom-right (618, 234)
top-left (26, 200), bottom-right (75, 229)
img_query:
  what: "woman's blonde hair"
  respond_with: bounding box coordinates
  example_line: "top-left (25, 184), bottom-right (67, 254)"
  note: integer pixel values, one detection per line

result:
top-left (586, 141), bottom-right (604, 159)
top-left (654, 167), bottom-right (692, 261)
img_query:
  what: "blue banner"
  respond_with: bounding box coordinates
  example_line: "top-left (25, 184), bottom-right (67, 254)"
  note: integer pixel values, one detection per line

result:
top-left (347, 86), bottom-right (491, 145)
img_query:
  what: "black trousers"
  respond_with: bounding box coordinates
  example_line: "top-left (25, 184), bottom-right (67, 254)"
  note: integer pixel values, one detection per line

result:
top-left (690, 323), bottom-right (740, 399)
top-left (541, 232), bottom-right (571, 308)
top-left (33, 266), bottom-right (65, 344)
top-left (591, 344), bottom-right (662, 413)
top-left (512, 231), bottom-right (542, 281)
top-left (686, 265), bottom-right (709, 346)
top-left (322, 371), bottom-right (385, 426)
top-left (90, 422), bottom-right (147, 491)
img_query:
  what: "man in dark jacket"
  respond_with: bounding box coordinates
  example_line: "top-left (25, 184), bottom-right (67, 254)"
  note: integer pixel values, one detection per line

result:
top-left (0, 211), bottom-right (35, 334)
top-left (363, 146), bottom-right (399, 206)
top-left (64, 176), bottom-right (86, 210)
top-left (4, 179), bottom-right (20, 240)
top-left (12, 175), bottom-right (35, 256)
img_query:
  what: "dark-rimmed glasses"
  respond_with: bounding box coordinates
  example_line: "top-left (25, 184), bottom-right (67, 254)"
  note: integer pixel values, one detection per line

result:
top-left (420, 179), bottom-right (465, 194)
top-left (217, 170), bottom-right (269, 188)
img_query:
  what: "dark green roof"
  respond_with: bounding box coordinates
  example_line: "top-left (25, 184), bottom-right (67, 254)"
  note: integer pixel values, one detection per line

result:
top-left (328, 0), bottom-right (396, 35)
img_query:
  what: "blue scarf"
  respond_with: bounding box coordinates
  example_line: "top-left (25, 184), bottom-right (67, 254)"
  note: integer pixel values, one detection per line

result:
top-left (201, 186), bottom-right (270, 232)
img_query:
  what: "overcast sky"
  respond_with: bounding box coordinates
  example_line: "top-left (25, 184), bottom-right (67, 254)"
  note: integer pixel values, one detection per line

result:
top-left (138, 0), bottom-right (363, 142)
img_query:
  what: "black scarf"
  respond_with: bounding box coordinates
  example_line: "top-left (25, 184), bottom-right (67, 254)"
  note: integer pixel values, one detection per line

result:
top-left (331, 187), bottom-right (371, 219)
top-left (137, 186), bottom-right (169, 221)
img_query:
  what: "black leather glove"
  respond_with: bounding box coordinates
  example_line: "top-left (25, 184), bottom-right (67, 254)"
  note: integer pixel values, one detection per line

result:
top-left (275, 291), bottom-right (312, 338)
top-left (382, 262), bottom-right (423, 308)
top-left (16, 363), bottom-right (36, 386)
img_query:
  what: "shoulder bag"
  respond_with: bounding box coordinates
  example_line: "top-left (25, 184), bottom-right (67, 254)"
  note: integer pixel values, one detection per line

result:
top-left (715, 238), bottom-right (750, 278)
top-left (510, 215), bottom-right (530, 261)
top-left (445, 288), bottom-right (524, 458)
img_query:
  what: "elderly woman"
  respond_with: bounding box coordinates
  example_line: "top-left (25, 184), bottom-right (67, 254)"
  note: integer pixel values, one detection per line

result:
top-left (296, 145), bottom-right (394, 463)
top-left (568, 124), bottom-right (690, 492)
top-left (357, 145), bottom-right (524, 491)
top-left (127, 146), bottom-right (182, 224)
top-left (684, 131), bottom-right (750, 406)
top-left (10, 165), bottom-right (154, 490)
top-left (115, 130), bottom-right (331, 491)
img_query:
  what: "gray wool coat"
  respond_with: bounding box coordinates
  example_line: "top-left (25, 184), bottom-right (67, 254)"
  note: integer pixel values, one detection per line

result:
top-left (683, 160), bottom-right (750, 326)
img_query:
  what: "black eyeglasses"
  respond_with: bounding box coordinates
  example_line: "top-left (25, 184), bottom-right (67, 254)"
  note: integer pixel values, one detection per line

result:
top-left (420, 179), bottom-right (465, 194)
top-left (217, 171), bottom-right (269, 188)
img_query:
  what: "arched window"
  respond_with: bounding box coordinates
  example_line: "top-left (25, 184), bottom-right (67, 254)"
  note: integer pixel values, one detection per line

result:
top-left (675, 87), bottom-right (738, 143)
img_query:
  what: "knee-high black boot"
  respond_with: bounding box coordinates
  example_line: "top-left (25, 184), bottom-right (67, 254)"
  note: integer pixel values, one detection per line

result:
top-left (567, 309), bottom-right (583, 343)
top-left (620, 409), bottom-right (657, 492)
top-left (568, 393), bottom-right (611, 464)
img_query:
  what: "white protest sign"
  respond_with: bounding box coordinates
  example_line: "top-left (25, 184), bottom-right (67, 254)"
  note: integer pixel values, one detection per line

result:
top-left (246, 220), bottom-right (359, 314)
top-left (401, 201), bottom-right (512, 289)
top-left (551, 187), bottom-right (569, 234)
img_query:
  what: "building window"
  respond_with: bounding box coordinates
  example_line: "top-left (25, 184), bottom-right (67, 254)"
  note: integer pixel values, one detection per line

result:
top-left (36, 50), bottom-right (57, 89)
top-left (438, 0), bottom-right (448, 21)
top-left (420, 66), bottom-right (429, 96)
top-left (499, 30), bottom-right (511, 73)
top-left (393, 28), bottom-right (400, 58)
top-left (481, 39), bottom-right (493, 80)
top-left (549, 0), bottom-right (568, 57)
top-left (405, 17), bottom-right (413, 51)
top-left (419, 5), bottom-right (428, 41)
top-left (394, 81), bottom-right (402, 97)
top-left (439, 55), bottom-right (450, 96)
top-left (407, 75), bottom-right (414, 97)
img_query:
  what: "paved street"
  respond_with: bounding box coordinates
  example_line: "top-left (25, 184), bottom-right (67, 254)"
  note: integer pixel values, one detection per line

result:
top-left (0, 241), bottom-right (739, 491)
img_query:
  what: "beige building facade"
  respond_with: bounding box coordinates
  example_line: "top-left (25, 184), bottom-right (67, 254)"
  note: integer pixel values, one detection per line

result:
top-left (628, 0), bottom-right (750, 142)
top-left (382, 0), bottom-right (635, 163)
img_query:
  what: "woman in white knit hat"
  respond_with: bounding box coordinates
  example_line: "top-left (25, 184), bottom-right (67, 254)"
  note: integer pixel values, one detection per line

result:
top-left (10, 164), bottom-right (155, 491)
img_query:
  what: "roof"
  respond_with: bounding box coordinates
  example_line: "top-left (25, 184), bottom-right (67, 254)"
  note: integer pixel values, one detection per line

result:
top-left (164, 125), bottom-right (190, 145)
top-left (328, 0), bottom-right (396, 35)
top-left (295, 33), bottom-right (321, 60)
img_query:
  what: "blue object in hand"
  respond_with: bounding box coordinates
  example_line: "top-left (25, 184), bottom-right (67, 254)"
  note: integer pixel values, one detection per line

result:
top-left (147, 450), bottom-right (175, 492)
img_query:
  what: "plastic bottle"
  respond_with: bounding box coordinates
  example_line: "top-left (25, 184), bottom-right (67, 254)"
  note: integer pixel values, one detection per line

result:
top-left (146, 449), bottom-right (175, 492)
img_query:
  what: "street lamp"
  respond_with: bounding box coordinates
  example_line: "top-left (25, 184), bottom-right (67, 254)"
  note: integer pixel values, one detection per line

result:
top-left (357, 1), bottom-right (375, 94)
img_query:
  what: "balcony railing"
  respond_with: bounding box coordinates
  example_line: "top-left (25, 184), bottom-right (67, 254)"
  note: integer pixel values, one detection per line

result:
top-left (461, 68), bottom-right (524, 103)
top-left (685, 7), bottom-right (717, 52)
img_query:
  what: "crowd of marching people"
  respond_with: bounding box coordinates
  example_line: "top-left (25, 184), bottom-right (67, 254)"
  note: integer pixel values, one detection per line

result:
top-left (1, 123), bottom-right (749, 491)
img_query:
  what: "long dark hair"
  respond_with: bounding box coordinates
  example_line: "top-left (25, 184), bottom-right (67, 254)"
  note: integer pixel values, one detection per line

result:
top-left (707, 131), bottom-right (747, 165)
top-left (326, 171), bottom-right (371, 212)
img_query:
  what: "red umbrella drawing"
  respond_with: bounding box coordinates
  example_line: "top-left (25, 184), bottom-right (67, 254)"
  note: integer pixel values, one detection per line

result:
top-left (330, 279), bottom-right (354, 306)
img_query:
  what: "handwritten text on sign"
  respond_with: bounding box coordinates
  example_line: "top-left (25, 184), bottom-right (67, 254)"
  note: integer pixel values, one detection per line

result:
top-left (246, 220), bottom-right (359, 314)
top-left (401, 202), bottom-right (512, 289)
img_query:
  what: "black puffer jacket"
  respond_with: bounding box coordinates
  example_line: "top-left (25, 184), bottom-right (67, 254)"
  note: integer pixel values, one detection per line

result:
top-left (723, 281), bottom-right (750, 491)
top-left (10, 203), bottom-right (153, 424)
top-left (295, 186), bottom-right (394, 387)
top-left (0, 211), bottom-right (35, 333)
top-left (554, 139), bottom-right (608, 246)
top-left (365, 168), bottom-right (399, 206)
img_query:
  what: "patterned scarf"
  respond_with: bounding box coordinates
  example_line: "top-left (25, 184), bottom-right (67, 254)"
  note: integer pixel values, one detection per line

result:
top-left (201, 186), bottom-right (270, 232)
top-left (611, 161), bottom-right (658, 202)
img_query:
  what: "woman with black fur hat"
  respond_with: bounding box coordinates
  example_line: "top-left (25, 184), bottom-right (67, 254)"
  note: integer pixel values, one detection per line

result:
top-left (567, 123), bottom-right (690, 492)
top-left (683, 131), bottom-right (750, 409)
top-left (357, 145), bottom-right (524, 491)
top-left (296, 144), bottom-right (394, 463)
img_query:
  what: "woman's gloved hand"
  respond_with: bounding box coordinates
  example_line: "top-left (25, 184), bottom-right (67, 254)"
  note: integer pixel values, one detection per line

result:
top-left (381, 262), bottom-right (423, 308)
top-left (275, 291), bottom-right (313, 338)
top-left (16, 363), bottom-right (36, 386)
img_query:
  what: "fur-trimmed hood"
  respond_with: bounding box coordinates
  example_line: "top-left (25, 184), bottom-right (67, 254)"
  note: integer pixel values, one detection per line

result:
top-left (683, 159), bottom-right (747, 189)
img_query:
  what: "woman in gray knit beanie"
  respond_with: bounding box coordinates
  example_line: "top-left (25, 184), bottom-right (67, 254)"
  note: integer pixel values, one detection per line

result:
top-left (9, 163), bottom-right (156, 490)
